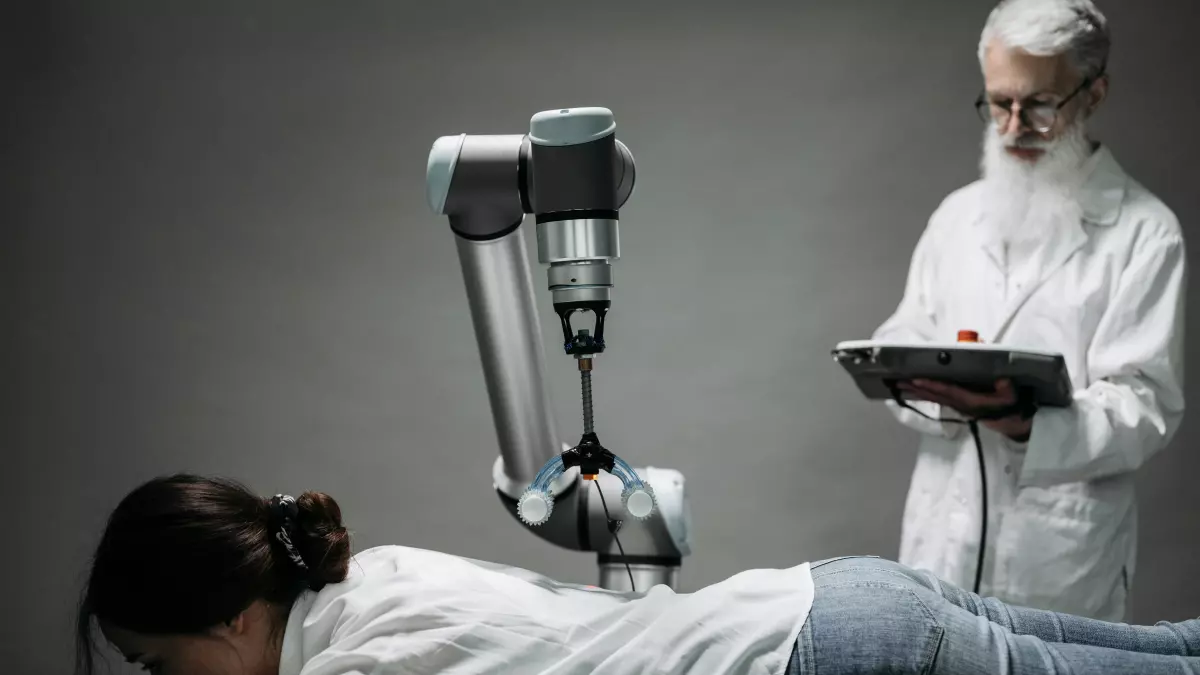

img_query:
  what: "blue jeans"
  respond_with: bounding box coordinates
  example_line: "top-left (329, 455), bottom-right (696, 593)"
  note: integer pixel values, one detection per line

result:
top-left (787, 556), bottom-right (1200, 674)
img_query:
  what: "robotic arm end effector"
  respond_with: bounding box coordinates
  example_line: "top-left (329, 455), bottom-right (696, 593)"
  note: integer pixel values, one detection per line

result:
top-left (516, 441), bottom-right (658, 527)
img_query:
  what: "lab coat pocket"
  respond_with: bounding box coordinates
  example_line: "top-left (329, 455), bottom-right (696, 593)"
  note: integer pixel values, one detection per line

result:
top-left (992, 485), bottom-right (1132, 620)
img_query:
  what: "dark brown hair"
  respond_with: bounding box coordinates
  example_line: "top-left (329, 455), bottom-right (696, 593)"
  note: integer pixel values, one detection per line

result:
top-left (75, 474), bottom-right (351, 675)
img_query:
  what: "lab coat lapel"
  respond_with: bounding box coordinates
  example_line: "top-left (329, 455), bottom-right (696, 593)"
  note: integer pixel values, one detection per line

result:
top-left (981, 237), bottom-right (1007, 274)
top-left (991, 221), bottom-right (1088, 341)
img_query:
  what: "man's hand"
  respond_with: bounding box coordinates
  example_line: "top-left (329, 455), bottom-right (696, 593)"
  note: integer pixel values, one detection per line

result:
top-left (897, 378), bottom-right (1033, 442)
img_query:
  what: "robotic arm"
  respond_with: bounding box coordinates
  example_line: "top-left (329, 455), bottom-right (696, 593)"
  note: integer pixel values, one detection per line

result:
top-left (425, 107), bottom-right (692, 591)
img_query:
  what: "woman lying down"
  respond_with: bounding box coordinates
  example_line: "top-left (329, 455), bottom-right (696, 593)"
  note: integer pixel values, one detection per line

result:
top-left (77, 475), bottom-right (1200, 675)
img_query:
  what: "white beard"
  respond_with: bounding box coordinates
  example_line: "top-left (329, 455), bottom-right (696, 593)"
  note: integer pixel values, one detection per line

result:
top-left (978, 122), bottom-right (1093, 252)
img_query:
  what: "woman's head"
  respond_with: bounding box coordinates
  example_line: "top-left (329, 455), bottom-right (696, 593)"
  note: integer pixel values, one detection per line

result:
top-left (76, 474), bottom-right (351, 675)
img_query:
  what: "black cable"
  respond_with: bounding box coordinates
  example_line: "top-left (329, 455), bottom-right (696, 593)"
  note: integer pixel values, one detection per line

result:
top-left (968, 421), bottom-right (987, 595)
top-left (573, 364), bottom-right (634, 592)
top-left (888, 384), bottom-right (990, 594)
top-left (593, 480), bottom-right (636, 592)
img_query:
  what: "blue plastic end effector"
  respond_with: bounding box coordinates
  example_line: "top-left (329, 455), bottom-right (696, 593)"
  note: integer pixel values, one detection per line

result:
top-left (517, 445), bottom-right (657, 527)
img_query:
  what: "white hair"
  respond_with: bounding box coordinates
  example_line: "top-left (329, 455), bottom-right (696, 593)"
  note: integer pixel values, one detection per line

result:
top-left (978, 0), bottom-right (1111, 81)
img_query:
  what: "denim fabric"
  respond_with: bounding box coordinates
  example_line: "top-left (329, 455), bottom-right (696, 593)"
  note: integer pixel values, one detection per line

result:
top-left (787, 556), bottom-right (1200, 674)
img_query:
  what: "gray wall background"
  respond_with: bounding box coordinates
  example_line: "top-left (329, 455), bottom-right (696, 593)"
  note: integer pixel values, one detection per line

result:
top-left (4, 1), bottom-right (1198, 672)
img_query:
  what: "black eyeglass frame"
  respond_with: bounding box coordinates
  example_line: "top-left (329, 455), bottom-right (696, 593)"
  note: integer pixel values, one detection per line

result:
top-left (974, 69), bottom-right (1106, 134)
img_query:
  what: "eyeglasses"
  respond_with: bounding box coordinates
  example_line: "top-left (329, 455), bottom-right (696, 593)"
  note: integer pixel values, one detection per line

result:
top-left (974, 72), bottom-right (1102, 134)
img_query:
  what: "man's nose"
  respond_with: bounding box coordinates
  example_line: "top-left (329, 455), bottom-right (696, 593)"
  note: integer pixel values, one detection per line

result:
top-left (1002, 106), bottom-right (1028, 136)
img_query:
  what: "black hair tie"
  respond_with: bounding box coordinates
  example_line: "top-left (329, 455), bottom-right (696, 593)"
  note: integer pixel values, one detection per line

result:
top-left (270, 494), bottom-right (309, 572)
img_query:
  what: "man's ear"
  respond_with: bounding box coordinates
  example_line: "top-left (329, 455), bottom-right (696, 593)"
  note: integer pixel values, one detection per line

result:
top-left (1085, 75), bottom-right (1109, 117)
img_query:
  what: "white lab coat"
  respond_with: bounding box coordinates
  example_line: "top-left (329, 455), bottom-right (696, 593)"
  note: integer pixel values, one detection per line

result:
top-left (874, 145), bottom-right (1186, 621)
top-left (278, 545), bottom-right (813, 675)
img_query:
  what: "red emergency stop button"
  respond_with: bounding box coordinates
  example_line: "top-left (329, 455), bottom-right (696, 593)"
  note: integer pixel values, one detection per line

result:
top-left (957, 330), bottom-right (980, 343)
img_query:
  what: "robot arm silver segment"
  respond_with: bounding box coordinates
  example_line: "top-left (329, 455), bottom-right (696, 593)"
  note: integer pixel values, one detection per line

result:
top-left (429, 133), bottom-right (561, 493)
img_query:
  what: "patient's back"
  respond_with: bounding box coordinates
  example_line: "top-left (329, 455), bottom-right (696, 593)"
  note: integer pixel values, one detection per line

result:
top-left (277, 545), bottom-right (812, 675)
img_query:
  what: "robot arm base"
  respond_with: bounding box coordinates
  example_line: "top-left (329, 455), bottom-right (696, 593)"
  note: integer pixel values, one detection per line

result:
top-left (598, 560), bottom-right (679, 593)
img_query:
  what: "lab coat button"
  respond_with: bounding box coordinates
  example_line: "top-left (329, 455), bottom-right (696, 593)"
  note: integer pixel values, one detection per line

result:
top-left (1004, 465), bottom-right (1012, 475)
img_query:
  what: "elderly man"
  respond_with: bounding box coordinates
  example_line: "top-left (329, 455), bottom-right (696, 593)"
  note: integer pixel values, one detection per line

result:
top-left (874, 0), bottom-right (1186, 621)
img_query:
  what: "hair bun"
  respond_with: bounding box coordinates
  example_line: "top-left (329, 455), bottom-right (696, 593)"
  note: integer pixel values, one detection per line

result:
top-left (292, 491), bottom-right (351, 590)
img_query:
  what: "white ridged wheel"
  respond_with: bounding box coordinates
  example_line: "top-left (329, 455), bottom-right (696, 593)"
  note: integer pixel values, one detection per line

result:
top-left (622, 485), bottom-right (656, 520)
top-left (517, 489), bottom-right (554, 526)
